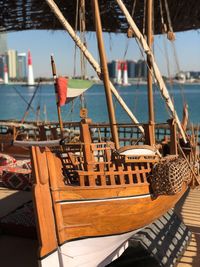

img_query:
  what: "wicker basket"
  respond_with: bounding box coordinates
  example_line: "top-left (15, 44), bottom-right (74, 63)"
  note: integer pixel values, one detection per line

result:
top-left (151, 156), bottom-right (191, 195)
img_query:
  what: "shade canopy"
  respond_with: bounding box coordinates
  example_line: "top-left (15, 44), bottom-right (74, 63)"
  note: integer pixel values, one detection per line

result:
top-left (0, 0), bottom-right (199, 34)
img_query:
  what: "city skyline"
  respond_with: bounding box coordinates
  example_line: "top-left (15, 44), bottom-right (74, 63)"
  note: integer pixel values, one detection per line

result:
top-left (0, 49), bottom-right (28, 81)
top-left (6, 29), bottom-right (200, 79)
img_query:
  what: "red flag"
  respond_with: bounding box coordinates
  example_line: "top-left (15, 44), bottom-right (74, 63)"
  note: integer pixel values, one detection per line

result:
top-left (56, 77), bottom-right (68, 106)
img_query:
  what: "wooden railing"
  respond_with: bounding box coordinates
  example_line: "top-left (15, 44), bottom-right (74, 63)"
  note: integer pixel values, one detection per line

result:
top-left (0, 120), bottom-right (199, 148)
top-left (1, 120), bottom-right (200, 161)
top-left (59, 142), bottom-right (159, 187)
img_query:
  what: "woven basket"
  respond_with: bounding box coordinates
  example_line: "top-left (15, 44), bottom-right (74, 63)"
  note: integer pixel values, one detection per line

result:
top-left (151, 156), bottom-right (191, 195)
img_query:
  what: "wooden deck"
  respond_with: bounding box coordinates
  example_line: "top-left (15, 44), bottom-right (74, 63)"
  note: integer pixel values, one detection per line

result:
top-left (175, 188), bottom-right (200, 267)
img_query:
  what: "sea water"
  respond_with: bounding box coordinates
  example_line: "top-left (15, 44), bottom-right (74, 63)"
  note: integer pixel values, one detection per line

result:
top-left (0, 83), bottom-right (199, 267)
top-left (0, 83), bottom-right (199, 124)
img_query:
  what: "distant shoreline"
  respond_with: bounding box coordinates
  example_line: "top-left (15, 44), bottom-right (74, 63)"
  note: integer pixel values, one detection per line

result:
top-left (1, 80), bottom-right (200, 86)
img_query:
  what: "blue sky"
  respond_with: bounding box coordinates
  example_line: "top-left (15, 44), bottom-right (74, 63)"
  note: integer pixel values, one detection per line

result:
top-left (8, 29), bottom-right (200, 78)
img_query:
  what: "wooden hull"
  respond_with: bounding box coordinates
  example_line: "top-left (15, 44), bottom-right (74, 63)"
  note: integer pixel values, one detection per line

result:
top-left (31, 146), bottom-right (188, 266)
top-left (37, 188), bottom-right (186, 267)
top-left (56, 187), bottom-right (186, 242)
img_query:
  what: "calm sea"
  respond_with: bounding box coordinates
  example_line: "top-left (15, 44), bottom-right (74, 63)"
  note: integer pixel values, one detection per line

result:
top-left (0, 83), bottom-right (199, 125)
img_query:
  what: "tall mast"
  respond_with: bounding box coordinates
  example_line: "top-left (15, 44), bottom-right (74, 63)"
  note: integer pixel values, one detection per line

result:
top-left (146, 0), bottom-right (155, 145)
top-left (51, 55), bottom-right (64, 138)
top-left (91, 0), bottom-right (120, 149)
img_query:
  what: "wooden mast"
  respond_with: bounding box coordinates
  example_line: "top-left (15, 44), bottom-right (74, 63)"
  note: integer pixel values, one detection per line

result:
top-left (51, 55), bottom-right (64, 138)
top-left (146, 0), bottom-right (155, 145)
top-left (91, 0), bottom-right (120, 149)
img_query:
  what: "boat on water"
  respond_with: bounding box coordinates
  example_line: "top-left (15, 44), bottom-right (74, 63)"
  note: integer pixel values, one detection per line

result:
top-left (0, 1), bottom-right (200, 267)
top-left (0, 76), bottom-right (94, 157)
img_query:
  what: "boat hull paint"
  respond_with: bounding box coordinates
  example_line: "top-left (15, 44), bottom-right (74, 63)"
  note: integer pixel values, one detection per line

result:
top-left (39, 250), bottom-right (61, 267)
top-left (39, 228), bottom-right (141, 267)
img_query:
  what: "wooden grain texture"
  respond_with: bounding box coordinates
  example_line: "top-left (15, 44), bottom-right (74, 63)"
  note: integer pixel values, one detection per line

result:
top-left (55, 186), bottom-right (186, 242)
top-left (43, 147), bottom-right (187, 243)
top-left (175, 188), bottom-right (200, 267)
top-left (31, 146), bottom-right (58, 258)
top-left (30, 140), bottom-right (190, 249)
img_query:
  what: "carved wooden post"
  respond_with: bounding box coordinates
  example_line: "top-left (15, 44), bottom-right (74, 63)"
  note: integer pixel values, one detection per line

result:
top-left (169, 119), bottom-right (178, 155)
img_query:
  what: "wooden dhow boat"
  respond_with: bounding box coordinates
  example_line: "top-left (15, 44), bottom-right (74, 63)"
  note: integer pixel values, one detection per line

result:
top-left (0, 1), bottom-right (200, 267)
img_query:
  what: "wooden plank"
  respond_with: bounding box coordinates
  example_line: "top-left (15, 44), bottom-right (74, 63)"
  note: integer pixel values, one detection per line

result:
top-left (175, 188), bottom-right (200, 267)
top-left (53, 184), bottom-right (150, 200)
top-left (55, 186), bottom-right (187, 242)
top-left (31, 147), bottom-right (58, 258)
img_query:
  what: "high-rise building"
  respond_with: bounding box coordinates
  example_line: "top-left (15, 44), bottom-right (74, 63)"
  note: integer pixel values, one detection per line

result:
top-left (0, 56), bottom-right (4, 80)
top-left (127, 60), bottom-right (136, 78)
top-left (7, 49), bottom-right (18, 79)
top-left (0, 32), bottom-right (8, 55)
top-left (108, 60), bottom-right (118, 79)
top-left (108, 59), bottom-right (148, 82)
top-left (18, 53), bottom-right (27, 79)
top-left (0, 32), bottom-right (8, 80)
top-left (135, 60), bottom-right (147, 79)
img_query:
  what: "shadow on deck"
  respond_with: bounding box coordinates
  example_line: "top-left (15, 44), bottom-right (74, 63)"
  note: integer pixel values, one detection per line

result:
top-left (175, 188), bottom-right (200, 267)
top-left (108, 188), bottom-right (200, 267)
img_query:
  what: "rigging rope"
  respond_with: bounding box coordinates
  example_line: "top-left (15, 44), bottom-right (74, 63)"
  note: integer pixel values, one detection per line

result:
top-left (164, 0), bottom-right (175, 41)
top-left (73, 0), bottom-right (79, 77)
top-left (124, 0), bottom-right (138, 59)
top-left (131, 0), bottom-right (137, 17)
top-left (171, 42), bottom-right (186, 106)
top-left (135, 37), bottom-right (172, 120)
top-left (79, 0), bottom-right (87, 79)
top-left (164, 0), bottom-right (173, 32)
top-left (159, 0), bottom-right (186, 109)
top-left (159, 0), bottom-right (166, 33)
top-left (21, 80), bottom-right (41, 123)
top-left (13, 86), bottom-right (38, 118)
top-left (79, 0), bottom-right (87, 110)
top-left (143, 0), bottom-right (147, 36)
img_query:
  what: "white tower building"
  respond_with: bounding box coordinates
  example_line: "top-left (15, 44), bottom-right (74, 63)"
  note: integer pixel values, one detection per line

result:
top-left (123, 61), bottom-right (129, 85)
top-left (27, 50), bottom-right (35, 86)
top-left (4, 63), bottom-right (8, 84)
top-left (117, 61), bottom-right (122, 84)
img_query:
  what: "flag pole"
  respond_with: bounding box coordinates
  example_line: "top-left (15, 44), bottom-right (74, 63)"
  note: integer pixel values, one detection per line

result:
top-left (51, 55), bottom-right (64, 138)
